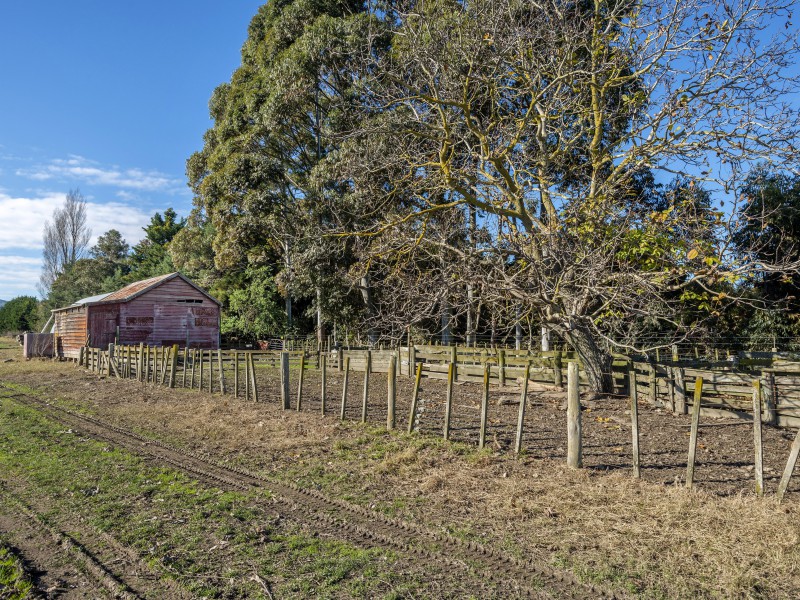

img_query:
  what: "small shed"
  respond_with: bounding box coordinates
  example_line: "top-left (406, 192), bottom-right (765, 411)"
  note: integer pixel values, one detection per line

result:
top-left (52, 272), bottom-right (220, 358)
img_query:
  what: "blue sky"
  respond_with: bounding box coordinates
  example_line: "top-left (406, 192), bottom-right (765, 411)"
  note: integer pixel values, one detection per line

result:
top-left (0, 1), bottom-right (264, 301)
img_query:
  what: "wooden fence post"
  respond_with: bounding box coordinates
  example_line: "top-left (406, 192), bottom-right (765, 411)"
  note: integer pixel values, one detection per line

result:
top-left (444, 362), bottom-right (455, 440)
top-left (361, 358), bottom-right (370, 424)
top-left (169, 344), bottom-right (178, 388)
top-left (667, 367), bottom-right (676, 413)
top-left (686, 376), bottom-right (703, 489)
top-left (450, 345), bottom-right (458, 380)
top-left (180, 347), bottom-right (187, 388)
top-left (188, 349), bottom-right (195, 389)
top-left (553, 352), bottom-right (563, 389)
top-left (340, 356), bottom-right (350, 420)
top-left (320, 354), bottom-right (327, 415)
top-left (762, 372), bottom-right (777, 426)
top-left (753, 380), bottom-right (764, 497)
top-left (674, 367), bottom-right (686, 415)
top-left (207, 349), bottom-right (213, 393)
top-left (281, 352), bottom-right (290, 409)
top-left (630, 369), bottom-right (640, 478)
top-left (515, 362), bottom-right (531, 455)
top-left (777, 427), bottom-right (800, 502)
top-left (216, 350), bottom-right (225, 394)
top-left (407, 362), bottom-right (422, 433)
top-left (297, 354), bottom-right (305, 411)
top-left (249, 353), bottom-right (259, 402)
top-left (233, 352), bottom-right (239, 397)
top-left (337, 348), bottom-right (343, 372)
top-left (479, 364), bottom-right (490, 449)
top-left (198, 350), bottom-right (204, 390)
top-left (648, 362), bottom-right (657, 406)
top-left (244, 353), bottom-right (250, 401)
top-left (567, 361), bottom-right (582, 468)
top-left (387, 356), bottom-right (396, 430)
top-left (498, 349), bottom-right (506, 386)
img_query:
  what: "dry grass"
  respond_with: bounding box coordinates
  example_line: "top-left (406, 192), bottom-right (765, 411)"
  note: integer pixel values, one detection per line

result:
top-left (4, 342), bottom-right (800, 598)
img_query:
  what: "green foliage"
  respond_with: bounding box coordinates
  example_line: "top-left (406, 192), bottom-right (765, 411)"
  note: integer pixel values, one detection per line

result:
top-left (221, 265), bottom-right (286, 340)
top-left (0, 296), bottom-right (39, 333)
top-left (125, 209), bottom-right (185, 282)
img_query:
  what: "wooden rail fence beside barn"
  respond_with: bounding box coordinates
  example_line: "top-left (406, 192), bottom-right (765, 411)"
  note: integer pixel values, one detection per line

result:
top-left (70, 342), bottom-right (800, 501)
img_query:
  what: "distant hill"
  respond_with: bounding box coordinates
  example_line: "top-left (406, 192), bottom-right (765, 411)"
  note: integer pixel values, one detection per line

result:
top-left (0, 300), bottom-right (5, 308)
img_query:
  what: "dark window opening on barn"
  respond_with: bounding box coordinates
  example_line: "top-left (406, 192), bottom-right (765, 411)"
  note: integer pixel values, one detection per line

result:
top-left (176, 299), bottom-right (203, 304)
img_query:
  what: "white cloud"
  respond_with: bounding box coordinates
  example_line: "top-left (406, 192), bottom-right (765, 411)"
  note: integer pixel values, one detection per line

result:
top-left (15, 155), bottom-right (184, 193)
top-left (0, 191), bottom-right (159, 300)
top-left (0, 255), bottom-right (42, 299)
top-left (0, 191), bottom-right (151, 252)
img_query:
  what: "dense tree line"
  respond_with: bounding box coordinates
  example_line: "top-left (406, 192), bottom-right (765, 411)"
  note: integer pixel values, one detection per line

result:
top-left (173, 0), bottom-right (800, 393)
top-left (25, 1), bottom-right (800, 395)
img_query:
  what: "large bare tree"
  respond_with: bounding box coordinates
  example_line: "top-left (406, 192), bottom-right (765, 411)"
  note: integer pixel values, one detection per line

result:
top-left (328, 0), bottom-right (800, 393)
top-left (39, 189), bottom-right (91, 296)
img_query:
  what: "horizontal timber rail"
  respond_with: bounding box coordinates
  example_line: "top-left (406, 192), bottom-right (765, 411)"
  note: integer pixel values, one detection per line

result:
top-left (66, 341), bottom-right (800, 501)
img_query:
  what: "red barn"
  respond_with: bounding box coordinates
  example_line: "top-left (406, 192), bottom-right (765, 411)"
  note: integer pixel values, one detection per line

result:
top-left (52, 272), bottom-right (220, 358)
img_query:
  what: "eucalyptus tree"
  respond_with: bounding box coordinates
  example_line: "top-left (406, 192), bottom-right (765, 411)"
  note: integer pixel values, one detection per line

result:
top-left (329, 0), bottom-right (800, 393)
top-left (187, 0), bottom-right (382, 340)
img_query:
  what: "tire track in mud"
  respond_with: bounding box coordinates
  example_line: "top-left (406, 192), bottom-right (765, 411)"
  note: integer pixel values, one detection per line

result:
top-left (0, 483), bottom-right (140, 600)
top-left (4, 387), bottom-right (624, 599)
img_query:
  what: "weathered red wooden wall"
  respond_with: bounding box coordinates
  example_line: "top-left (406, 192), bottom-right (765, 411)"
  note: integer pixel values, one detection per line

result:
top-left (117, 278), bottom-right (219, 348)
top-left (87, 304), bottom-right (120, 350)
top-left (53, 306), bottom-right (87, 358)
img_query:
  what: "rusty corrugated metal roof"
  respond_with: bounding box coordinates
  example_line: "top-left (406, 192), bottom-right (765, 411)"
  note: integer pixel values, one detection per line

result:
top-left (52, 272), bottom-right (221, 312)
top-left (100, 272), bottom-right (176, 302)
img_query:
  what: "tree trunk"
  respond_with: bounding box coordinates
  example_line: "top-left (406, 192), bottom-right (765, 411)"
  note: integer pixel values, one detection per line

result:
top-left (360, 273), bottom-right (378, 345)
top-left (561, 321), bottom-right (613, 396)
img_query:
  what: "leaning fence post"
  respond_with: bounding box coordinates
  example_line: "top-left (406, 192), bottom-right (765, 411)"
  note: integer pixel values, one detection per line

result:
top-left (387, 356), bottom-right (396, 430)
top-left (281, 352), bottom-right (290, 409)
top-left (514, 362), bottom-right (531, 455)
top-left (407, 363), bottom-right (422, 433)
top-left (567, 361), bottom-right (582, 468)
top-left (753, 380), bottom-right (764, 497)
top-left (244, 353), bottom-right (250, 401)
top-left (630, 369), bottom-right (640, 478)
top-left (686, 376), bottom-right (704, 489)
top-left (777, 427), bottom-right (800, 503)
top-left (169, 344), bottom-right (178, 388)
top-left (249, 353), bottom-right (259, 402)
top-left (479, 364), bottom-right (490, 449)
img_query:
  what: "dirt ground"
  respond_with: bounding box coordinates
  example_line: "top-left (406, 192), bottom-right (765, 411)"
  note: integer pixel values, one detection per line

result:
top-left (4, 346), bottom-right (800, 598)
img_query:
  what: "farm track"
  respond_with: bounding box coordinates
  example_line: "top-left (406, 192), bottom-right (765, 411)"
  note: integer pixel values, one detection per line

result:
top-left (0, 483), bottom-right (138, 599)
top-left (3, 385), bottom-right (623, 600)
